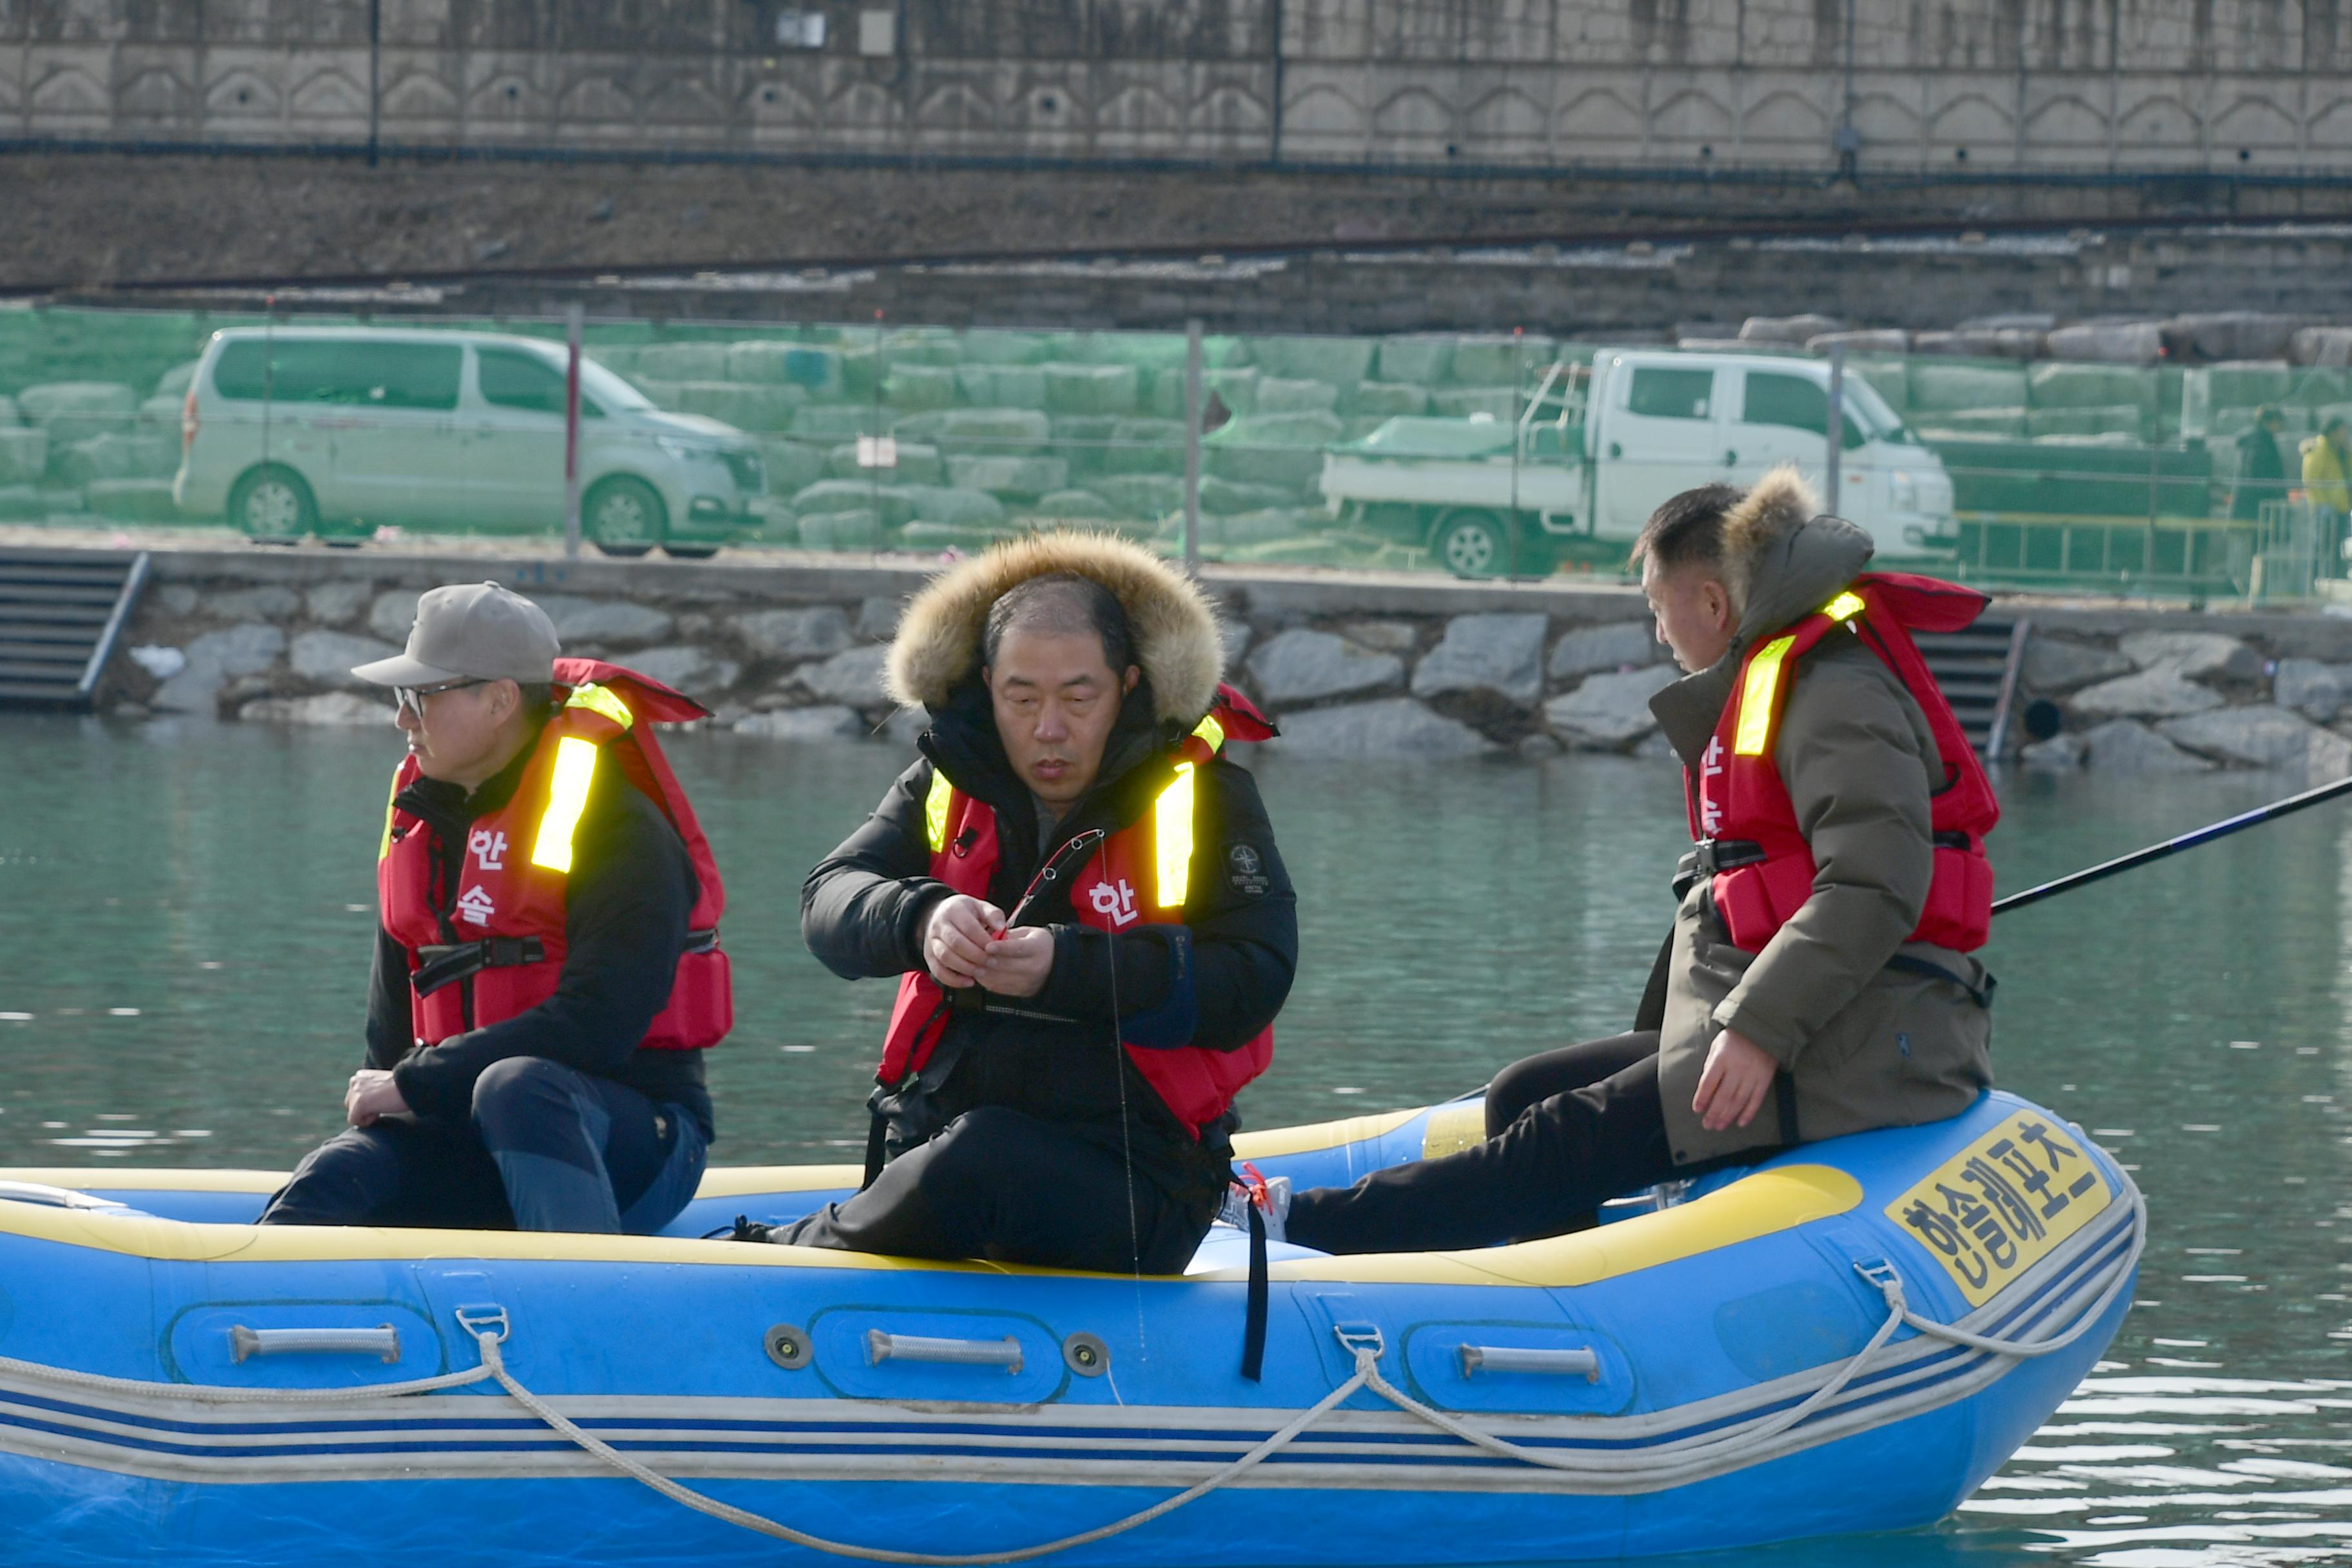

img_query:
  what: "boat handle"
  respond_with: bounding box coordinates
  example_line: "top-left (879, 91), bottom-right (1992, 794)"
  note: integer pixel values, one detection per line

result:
top-left (866, 1330), bottom-right (1023, 1374)
top-left (230, 1325), bottom-right (402, 1364)
top-left (1458, 1344), bottom-right (1600, 1381)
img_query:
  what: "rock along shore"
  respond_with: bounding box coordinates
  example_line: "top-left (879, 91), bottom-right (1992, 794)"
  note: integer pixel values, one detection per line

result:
top-left (58, 534), bottom-right (2352, 779)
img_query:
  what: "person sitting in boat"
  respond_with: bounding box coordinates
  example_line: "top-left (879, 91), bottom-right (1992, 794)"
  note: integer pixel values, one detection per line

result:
top-left (259, 582), bottom-right (727, 1235)
top-left (1247, 468), bottom-right (1997, 1253)
top-left (756, 531), bottom-right (1295, 1272)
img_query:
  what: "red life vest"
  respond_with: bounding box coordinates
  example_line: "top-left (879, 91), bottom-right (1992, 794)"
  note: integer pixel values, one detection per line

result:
top-left (1685, 573), bottom-right (1999, 955)
top-left (875, 686), bottom-right (1276, 1139)
top-left (377, 656), bottom-right (732, 1051)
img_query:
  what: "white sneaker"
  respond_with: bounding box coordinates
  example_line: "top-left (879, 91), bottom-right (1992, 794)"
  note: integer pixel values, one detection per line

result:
top-left (1215, 1172), bottom-right (1290, 1244)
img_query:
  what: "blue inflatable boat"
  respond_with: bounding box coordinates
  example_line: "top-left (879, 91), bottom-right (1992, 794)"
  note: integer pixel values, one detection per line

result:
top-left (0, 1087), bottom-right (2137, 1566)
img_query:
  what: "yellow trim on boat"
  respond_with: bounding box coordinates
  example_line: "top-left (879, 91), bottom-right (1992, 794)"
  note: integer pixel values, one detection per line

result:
top-left (0, 1161), bottom-right (1860, 1288)
top-left (693, 1164), bottom-right (868, 1197)
top-left (1255, 1164), bottom-right (1863, 1286)
top-left (1230, 1107), bottom-right (1422, 1159)
top-left (1418, 1101), bottom-right (1487, 1159)
top-left (0, 1164), bottom-right (872, 1199)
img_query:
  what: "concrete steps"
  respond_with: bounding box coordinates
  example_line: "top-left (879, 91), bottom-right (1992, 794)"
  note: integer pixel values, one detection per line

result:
top-left (0, 549), bottom-right (150, 709)
top-left (1916, 617), bottom-right (2028, 758)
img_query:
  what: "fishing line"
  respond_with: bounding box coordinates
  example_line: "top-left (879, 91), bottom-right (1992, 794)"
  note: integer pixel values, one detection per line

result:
top-left (1105, 914), bottom-right (1151, 1371)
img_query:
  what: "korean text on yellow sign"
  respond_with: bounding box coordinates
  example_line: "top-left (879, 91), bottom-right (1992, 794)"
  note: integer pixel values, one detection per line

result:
top-left (1884, 1112), bottom-right (2111, 1308)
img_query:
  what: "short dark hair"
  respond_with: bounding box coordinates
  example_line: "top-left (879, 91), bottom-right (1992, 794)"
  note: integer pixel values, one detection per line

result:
top-left (1631, 483), bottom-right (1743, 573)
top-left (983, 574), bottom-right (1138, 674)
top-left (518, 681), bottom-right (557, 721)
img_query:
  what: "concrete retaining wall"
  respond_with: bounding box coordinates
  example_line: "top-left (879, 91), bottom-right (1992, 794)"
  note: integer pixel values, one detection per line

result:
top-left (83, 542), bottom-right (2352, 778)
top-left (4, 0), bottom-right (2347, 175)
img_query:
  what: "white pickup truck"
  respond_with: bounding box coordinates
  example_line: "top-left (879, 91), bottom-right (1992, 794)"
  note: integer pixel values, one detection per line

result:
top-left (1319, 349), bottom-right (1958, 578)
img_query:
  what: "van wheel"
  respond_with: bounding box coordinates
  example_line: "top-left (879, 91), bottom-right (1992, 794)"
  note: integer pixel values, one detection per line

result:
top-left (586, 476), bottom-right (665, 558)
top-left (228, 464), bottom-right (317, 542)
top-left (664, 545), bottom-right (720, 560)
top-left (1431, 509), bottom-right (1508, 579)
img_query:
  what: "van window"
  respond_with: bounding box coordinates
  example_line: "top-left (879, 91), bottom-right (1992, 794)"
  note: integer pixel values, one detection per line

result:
top-left (1626, 368), bottom-right (1713, 420)
top-left (212, 340), bottom-right (462, 411)
top-left (1741, 371), bottom-right (1866, 449)
top-left (478, 348), bottom-right (602, 417)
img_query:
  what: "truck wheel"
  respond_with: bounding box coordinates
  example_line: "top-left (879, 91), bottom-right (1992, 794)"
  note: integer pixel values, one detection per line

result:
top-left (586, 476), bottom-right (665, 558)
top-left (228, 464), bottom-right (317, 543)
top-left (1431, 509), bottom-right (1508, 579)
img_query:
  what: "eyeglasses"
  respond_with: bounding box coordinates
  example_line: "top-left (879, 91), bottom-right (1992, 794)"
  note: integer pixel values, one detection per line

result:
top-left (393, 678), bottom-right (487, 719)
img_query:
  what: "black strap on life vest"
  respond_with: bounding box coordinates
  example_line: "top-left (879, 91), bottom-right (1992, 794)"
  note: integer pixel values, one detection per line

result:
top-left (864, 992), bottom-right (956, 1191)
top-left (411, 936), bottom-right (546, 998)
top-left (1884, 953), bottom-right (1999, 1010)
top-left (411, 926), bottom-right (717, 1000)
top-left (1773, 1070), bottom-right (1801, 1144)
top-left (1242, 1202), bottom-right (1269, 1383)
top-left (861, 1111), bottom-right (888, 1192)
top-left (1633, 928), bottom-right (1672, 1035)
top-left (1671, 838), bottom-right (1770, 900)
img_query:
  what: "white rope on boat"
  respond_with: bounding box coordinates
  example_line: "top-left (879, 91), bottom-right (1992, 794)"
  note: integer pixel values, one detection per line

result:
top-left (0, 1180), bottom-right (2144, 1564)
top-left (451, 1182), bottom-right (2147, 1560)
top-left (467, 1321), bottom-right (1378, 1567)
top-left (1341, 1188), bottom-right (2148, 1487)
top-left (0, 1351), bottom-right (498, 1404)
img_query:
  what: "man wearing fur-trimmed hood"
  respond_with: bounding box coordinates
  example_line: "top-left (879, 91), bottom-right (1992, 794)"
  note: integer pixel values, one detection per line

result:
top-left (764, 532), bottom-right (1297, 1273)
top-left (1275, 469), bottom-right (1996, 1255)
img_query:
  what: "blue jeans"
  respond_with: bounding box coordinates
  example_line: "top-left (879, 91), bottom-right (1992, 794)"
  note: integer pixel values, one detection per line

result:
top-left (259, 1058), bottom-right (708, 1235)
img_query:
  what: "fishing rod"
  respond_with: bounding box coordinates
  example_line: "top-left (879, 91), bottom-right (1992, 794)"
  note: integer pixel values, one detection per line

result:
top-left (1992, 772), bottom-right (2352, 917)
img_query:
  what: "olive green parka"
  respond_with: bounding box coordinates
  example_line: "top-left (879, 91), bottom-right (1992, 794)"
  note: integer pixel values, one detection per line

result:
top-left (1644, 470), bottom-right (1995, 1166)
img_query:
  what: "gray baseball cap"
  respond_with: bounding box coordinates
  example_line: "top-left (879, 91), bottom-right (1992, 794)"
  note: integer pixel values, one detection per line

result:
top-left (351, 582), bottom-right (561, 687)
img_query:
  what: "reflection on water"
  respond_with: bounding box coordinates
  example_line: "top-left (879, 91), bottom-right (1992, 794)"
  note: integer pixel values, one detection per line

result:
top-left (6, 712), bottom-right (2352, 1564)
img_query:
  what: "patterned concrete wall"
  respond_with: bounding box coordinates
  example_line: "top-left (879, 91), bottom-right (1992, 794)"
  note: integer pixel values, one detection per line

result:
top-left (1, 0), bottom-right (2344, 172)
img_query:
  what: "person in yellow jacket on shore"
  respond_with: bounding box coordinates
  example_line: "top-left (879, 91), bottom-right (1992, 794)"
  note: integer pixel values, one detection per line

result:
top-left (2302, 416), bottom-right (2351, 516)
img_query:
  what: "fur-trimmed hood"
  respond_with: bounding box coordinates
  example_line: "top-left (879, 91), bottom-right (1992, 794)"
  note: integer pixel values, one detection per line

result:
top-left (884, 531), bottom-right (1226, 724)
top-left (1721, 465), bottom-right (1874, 642)
top-left (1647, 466), bottom-right (1876, 767)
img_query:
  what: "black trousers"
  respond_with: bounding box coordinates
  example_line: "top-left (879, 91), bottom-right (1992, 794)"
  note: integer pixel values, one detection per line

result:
top-left (257, 1059), bottom-right (704, 1235)
top-left (1286, 1032), bottom-right (1755, 1256)
top-left (774, 1106), bottom-right (1221, 1275)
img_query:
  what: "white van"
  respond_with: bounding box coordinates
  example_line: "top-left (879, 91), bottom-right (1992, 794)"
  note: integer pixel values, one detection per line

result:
top-left (174, 327), bottom-right (767, 556)
top-left (1321, 348), bottom-right (1957, 577)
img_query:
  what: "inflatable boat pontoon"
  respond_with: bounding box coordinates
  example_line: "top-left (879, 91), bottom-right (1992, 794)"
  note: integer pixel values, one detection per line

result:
top-left (0, 1087), bottom-right (2138, 1565)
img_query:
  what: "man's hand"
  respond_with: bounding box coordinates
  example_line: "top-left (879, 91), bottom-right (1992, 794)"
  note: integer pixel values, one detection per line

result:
top-left (923, 894), bottom-right (1007, 989)
top-left (1691, 1028), bottom-right (1778, 1133)
top-left (346, 1068), bottom-right (409, 1128)
top-left (980, 925), bottom-right (1055, 998)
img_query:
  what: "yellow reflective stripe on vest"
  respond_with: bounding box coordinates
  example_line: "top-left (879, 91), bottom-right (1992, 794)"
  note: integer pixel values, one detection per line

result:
top-left (1155, 764), bottom-right (1195, 908)
top-left (529, 736), bottom-right (601, 874)
top-left (1732, 593), bottom-right (1867, 758)
top-left (566, 682), bottom-right (634, 730)
top-left (924, 770), bottom-right (954, 854)
top-left (376, 765), bottom-right (402, 862)
top-left (1152, 714), bottom-right (1227, 908)
top-left (1733, 636), bottom-right (1798, 757)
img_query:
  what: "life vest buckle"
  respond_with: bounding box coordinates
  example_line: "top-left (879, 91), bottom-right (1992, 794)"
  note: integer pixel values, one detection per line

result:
top-left (410, 936), bottom-right (548, 999)
top-left (1673, 838), bottom-right (1768, 898)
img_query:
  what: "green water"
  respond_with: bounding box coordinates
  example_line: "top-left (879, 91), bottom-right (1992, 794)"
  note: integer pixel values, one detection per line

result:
top-left (6, 712), bottom-right (2352, 1565)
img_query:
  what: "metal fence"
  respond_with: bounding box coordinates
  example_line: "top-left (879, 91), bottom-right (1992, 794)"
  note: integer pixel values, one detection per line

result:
top-left (0, 304), bottom-right (2342, 598)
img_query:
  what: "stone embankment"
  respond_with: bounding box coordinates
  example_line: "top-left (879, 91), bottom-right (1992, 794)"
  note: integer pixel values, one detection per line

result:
top-left (86, 544), bottom-right (2352, 776)
top-left (2015, 629), bottom-right (2352, 778)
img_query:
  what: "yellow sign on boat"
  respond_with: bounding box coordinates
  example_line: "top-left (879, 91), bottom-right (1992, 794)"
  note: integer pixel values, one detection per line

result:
top-left (1883, 1110), bottom-right (2111, 1308)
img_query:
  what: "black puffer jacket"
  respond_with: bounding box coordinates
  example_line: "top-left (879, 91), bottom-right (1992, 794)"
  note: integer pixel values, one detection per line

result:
top-left (803, 680), bottom-right (1296, 1200)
